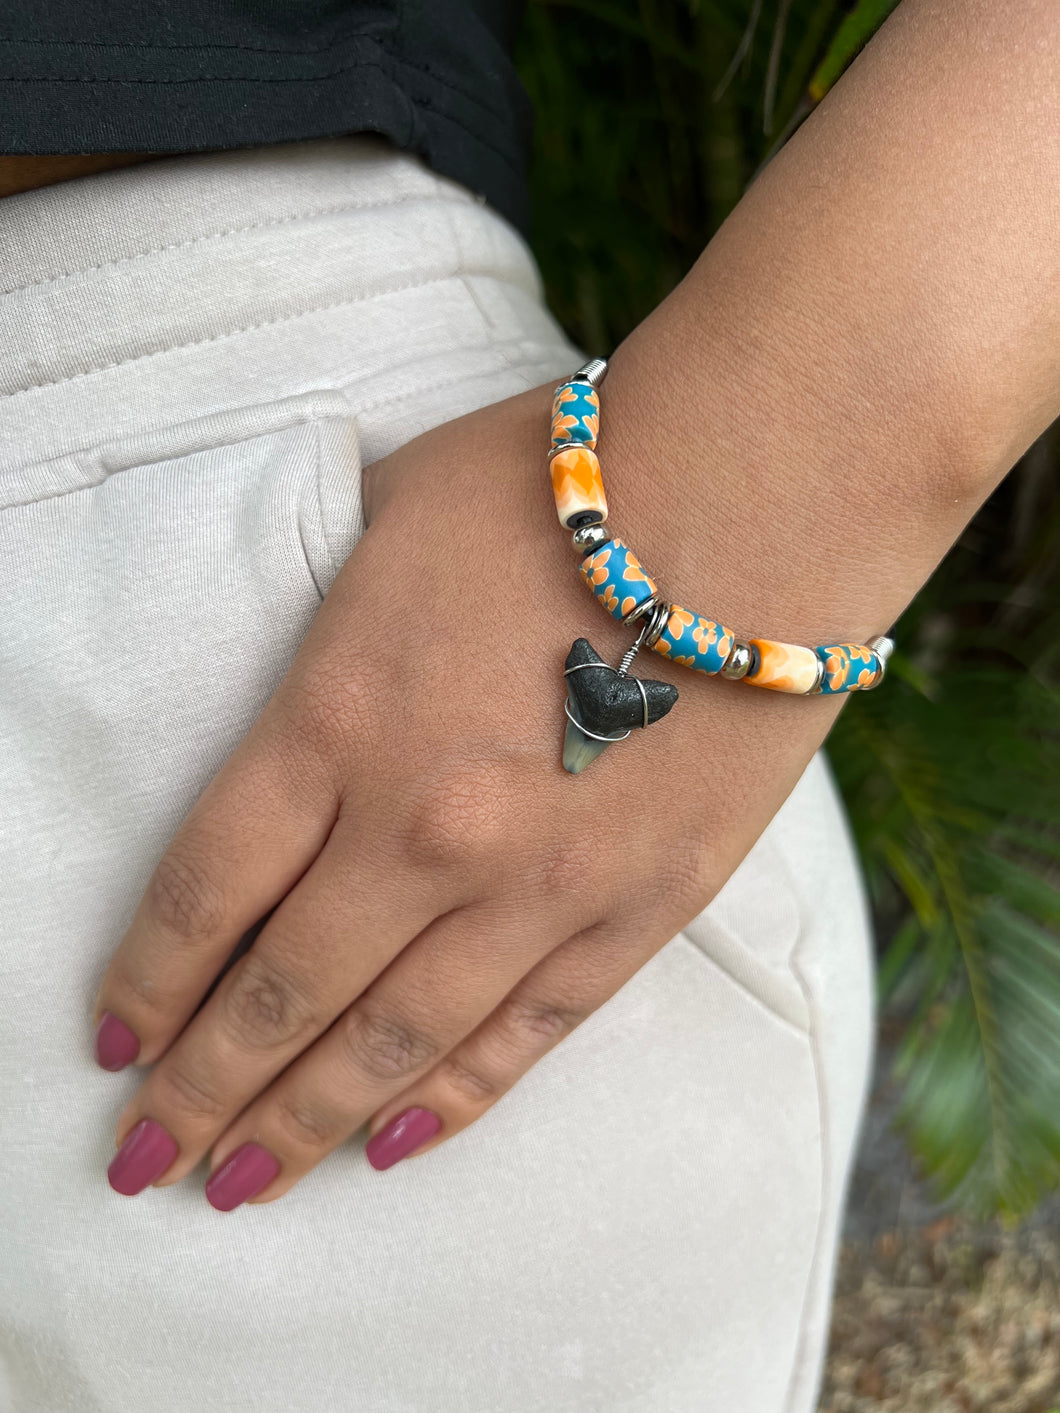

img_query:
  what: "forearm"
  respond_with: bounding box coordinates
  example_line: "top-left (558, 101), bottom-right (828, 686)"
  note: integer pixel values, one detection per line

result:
top-left (602, 0), bottom-right (1059, 657)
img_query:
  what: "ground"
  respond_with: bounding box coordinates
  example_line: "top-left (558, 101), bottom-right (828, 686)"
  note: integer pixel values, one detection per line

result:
top-left (821, 1048), bottom-right (1060, 1411)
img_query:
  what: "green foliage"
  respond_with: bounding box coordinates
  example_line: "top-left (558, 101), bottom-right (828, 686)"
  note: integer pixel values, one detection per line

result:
top-left (830, 434), bottom-right (1060, 1217)
top-left (517, 0), bottom-right (1060, 1216)
top-left (831, 663), bottom-right (1060, 1217)
top-left (809, 0), bottom-right (900, 99)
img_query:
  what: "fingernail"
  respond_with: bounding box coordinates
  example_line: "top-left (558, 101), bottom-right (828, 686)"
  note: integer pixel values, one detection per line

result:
top-left (205, 1143), bottom-right (280, 1212)
top-left (366, 1107), bottom-right (442, 1171)
top-left (107, 1119), bottom-right (178, 1196)
top-left (94, 1010), bottom-right (140, 1071)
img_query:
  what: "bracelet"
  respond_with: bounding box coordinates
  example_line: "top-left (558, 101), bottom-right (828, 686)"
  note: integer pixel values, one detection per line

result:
top-left (550, 357), bottom-right (895, 774)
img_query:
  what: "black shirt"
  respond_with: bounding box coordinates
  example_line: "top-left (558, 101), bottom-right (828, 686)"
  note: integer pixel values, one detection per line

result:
top-left (0, 1), bottom-right (532, 235)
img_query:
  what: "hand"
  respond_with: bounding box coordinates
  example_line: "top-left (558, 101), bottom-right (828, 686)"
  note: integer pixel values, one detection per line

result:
top-left (92, 379), bottom-right (841, 1208)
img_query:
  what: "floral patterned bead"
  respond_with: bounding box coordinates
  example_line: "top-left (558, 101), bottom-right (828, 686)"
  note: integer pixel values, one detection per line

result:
top-left (650, 605), bottom-right (735, 675)
top-left (551, 381), bottom-right (600, 449)
top-left (579, 538), bottom-right (657, 621)
top-left (550, 445), bottom-right (609, 529)
top-left (814, 642), bottom-right (881, 693)
top-left (744, 639), bottom-right (821, 694)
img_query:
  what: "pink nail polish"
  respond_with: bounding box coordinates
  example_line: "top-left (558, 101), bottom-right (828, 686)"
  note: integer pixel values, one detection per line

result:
top-left (366, 1107), bottom-right (442, 1171)
top-left (205, 1143), bottom-right (280, 1212)
top-left (107, 1119), bottom-right (178, 1196)
top-left (94, 1011), bottom-right (140, 1071)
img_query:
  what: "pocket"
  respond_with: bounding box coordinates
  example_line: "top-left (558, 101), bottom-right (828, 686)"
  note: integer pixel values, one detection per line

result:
top-left (1, 388), bottom-right (364, 597)
top-left (678, 821), bottom-right (813, 1033)
top-left (677, 749), bottom-right (872, 1036)
top-left (0, 389), bottom-right (366, 825)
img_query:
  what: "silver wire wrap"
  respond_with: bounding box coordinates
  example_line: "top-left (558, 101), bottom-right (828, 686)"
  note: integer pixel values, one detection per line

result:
top-left (635, 677), bottom-right (649, 729)
top-left (616, 642), bottom-right (640, 676)
top-left (562, 657), bottom-right (646, 735)
top-left (561, 693), bottom-right (632, 743)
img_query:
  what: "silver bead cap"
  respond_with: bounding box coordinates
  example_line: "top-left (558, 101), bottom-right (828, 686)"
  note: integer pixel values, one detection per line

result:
top-left (573, 358), bottom-right (608, 388)
top-left (864, 635), bottom-right (895, 690)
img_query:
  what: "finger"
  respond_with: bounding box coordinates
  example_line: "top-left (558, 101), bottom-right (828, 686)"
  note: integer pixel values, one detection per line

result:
top-left (93, 726), bottom-right (338, 1070)
top-left (200, 901), bottom-right (573, 1209)
top-left (360, 920), bottom-right (662, 1170)
top-left (107, 817), bottom-right (443, 1190)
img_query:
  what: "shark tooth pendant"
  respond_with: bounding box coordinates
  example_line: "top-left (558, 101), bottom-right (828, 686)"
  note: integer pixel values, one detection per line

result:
top-left (561, 637), bottom-right (678, 774)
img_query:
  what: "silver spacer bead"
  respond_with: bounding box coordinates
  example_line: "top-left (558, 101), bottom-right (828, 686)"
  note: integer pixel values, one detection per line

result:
top-left (572, 523), bottom-right (611, 556)
top-left (573, 357), bottom-right (608, 388)
top-left (807, 655), bottom-right (827, 695)
top-left (719, 642), bottom-right (753, 680)
top-left (548, 440), bottom-right (596, 461)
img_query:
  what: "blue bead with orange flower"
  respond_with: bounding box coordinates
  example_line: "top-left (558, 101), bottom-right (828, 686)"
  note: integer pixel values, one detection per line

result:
top-left (651, 606), bottom-right (736, 675)
top-left (551, 381), bottom-right (600, 450)
top-left (814, 643), bottom-right (883, 693)
top-left (579, 539), bottom-right (657, 621)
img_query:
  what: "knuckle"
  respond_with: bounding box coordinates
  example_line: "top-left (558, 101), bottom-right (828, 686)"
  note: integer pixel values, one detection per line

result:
top-left (498, 993), bottom-right (586, 1047)
top-left (154, 1060), bottom-right (227, 1123)
top-left (220, 953), bottom-right (319, 1053)
top-left (341, 1003), bottom-right (440, 1084)
top-left (273, 1092), bottom-right (341, 1151)
top-left (401, 766), bottom-right (514, 872)
top-left (147, 845), bottom-right (227, 944)
top-left (437, 1052), bottom-right (500, 1102)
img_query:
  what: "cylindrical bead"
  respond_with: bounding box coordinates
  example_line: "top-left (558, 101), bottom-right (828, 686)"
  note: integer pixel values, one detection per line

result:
top-left (551, 381), bottom-right (600, 449)
top-left (815, 643), bottom-right (881, 693)
top-left (649, 605), bottom-right (735, 675)
top-left (579, 538), bottom-right (657, 621)
top-left (550, 445), bottom-right (609, 529)
top-left (744, 639), bottom-right (821, 694)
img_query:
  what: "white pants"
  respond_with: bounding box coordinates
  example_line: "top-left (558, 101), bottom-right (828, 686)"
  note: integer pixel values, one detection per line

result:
top-left (0, 137), bottom-right (875, 1413)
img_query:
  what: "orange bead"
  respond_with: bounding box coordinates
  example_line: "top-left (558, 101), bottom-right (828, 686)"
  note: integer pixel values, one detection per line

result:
top-left (550, 445), bottom-right (608, 529)
top-left (744, 639), bottom-right (820, 694)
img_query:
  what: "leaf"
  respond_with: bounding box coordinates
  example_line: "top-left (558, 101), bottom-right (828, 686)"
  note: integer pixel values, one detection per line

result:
top-left (808, 0), bottom-right (900, 100)
top-left (829, 659), bottom-right (1060, 1217)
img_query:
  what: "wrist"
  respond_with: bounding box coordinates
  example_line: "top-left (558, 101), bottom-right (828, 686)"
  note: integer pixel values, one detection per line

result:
top-left (596, 295), bottom-right (990, 654)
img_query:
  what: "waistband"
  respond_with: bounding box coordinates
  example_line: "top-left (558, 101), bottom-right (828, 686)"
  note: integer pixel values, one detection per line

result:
top-left (0, 135), bottom-right (542, 402)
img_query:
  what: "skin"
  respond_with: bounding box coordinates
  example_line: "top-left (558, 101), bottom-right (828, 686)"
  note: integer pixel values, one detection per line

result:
top-left (0, 153), bottom-right (154, 197)
top-left (84, 0), bottom-right (1058, 1202)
